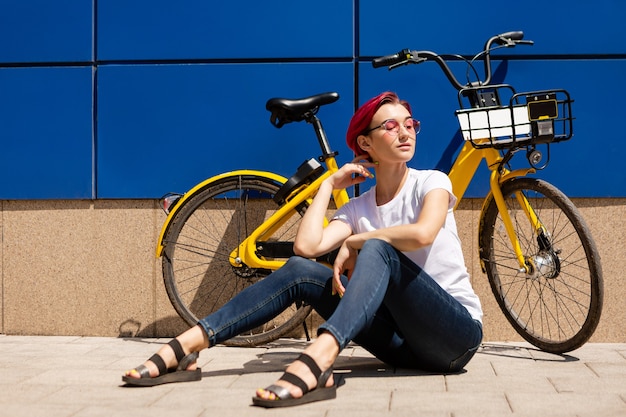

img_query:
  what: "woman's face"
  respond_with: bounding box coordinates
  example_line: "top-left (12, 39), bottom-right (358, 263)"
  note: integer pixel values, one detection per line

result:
top-left (360, 103), bottom-right (417, 164)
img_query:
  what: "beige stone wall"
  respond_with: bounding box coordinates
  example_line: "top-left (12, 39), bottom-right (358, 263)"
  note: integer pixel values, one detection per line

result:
top-left (1, 198), bottom-right (624, 343)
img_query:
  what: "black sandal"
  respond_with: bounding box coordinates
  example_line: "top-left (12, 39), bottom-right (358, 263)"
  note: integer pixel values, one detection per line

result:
top-left (122, 339), bottom-right (201, 387)
top-left (252, 353), bottom-right (336, 408)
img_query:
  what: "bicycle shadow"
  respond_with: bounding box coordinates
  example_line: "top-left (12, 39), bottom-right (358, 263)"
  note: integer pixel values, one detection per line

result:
top-left (477, 342), bottom-right (579, 363)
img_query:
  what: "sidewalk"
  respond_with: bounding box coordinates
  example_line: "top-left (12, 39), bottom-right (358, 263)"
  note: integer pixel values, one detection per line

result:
top-left (0, 335), bottom-right (624, 417)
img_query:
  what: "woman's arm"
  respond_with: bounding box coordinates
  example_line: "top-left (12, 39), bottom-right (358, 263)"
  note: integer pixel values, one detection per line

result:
top-left (293, 158), bottom-right (376, 258)
top-left (344, 188), bottom-right (450, 252)
top-left (293, 181), bottom-right (351, 258)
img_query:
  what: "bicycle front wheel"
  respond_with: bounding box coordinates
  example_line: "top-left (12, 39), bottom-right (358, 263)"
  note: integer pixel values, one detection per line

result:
top-left (161, 174), bottom-right (312, 347)
top-left (480, 177), bottom-right (603, 353)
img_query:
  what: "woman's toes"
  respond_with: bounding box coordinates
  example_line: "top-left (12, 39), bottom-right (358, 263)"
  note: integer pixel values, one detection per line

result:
top-left (123, 367), bottom-right (145, 379)
top-left (255, 388), bottom-right (277, 400)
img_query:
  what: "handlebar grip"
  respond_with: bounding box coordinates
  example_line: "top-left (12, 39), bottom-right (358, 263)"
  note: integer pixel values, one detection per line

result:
top-left (499, 31), bottom-right (524, 41)
top-left (493, 31), bottom-right (529, 47)
top-left (372, 49), bottom-right (409, 68)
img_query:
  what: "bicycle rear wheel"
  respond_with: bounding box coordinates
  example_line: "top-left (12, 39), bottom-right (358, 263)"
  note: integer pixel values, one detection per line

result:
top-left (162, 174), bottom-right (312, 347)
top-left (480, 177), bottom-right (603, 353)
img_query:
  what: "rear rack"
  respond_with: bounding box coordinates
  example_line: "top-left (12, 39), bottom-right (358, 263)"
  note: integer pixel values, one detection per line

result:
top-left (455, 86), bottom-right (574, 150)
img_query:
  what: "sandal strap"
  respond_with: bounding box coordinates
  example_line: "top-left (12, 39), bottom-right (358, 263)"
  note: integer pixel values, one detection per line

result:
top-left (167, 339), bottom-right (186, 363)
top-left (133, 364), bottom-right (152, 379)
top-left (262, 353), bottom-right (334, 401)
top-left (279, 372), bottom-right (310, 395)
top-left (317, 367), bottom-right (334, 389)
top-left (263, 383), bottom-right (293, 400)
top-left (274, 353), bottom-right (324, 396)
top-left (296, 353), bottom-right (322, 380)
top-left (145, 339), bottom-right (193, 376)
top-left (177, 351), bottom-right (199, 372)
top-left (148, 353), bottom-right (167, 376)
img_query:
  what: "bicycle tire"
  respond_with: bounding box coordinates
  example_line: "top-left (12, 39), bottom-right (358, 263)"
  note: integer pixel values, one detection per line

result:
top-left (162, 174), bottom-right (312, 347)
top-left (479, 177), bottom-right (603, 353)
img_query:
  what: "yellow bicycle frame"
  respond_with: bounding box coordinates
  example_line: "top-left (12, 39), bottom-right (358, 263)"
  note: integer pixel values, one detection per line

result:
top-left (448, 141), bottom-right (538, 273)
top-left (155, 157), bottom-right (350, 270)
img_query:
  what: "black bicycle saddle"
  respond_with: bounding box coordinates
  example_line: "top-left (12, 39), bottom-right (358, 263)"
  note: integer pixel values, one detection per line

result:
top-left (266, 92), bottom-right (339, 128)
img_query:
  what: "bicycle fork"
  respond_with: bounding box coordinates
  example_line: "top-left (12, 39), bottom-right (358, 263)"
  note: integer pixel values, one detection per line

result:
top-left (488, 168), bottom-right (556, 276)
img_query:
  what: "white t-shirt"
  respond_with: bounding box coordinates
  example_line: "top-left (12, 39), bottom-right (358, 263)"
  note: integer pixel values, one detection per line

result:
top-left (332, 168), bottom-right (483, 322)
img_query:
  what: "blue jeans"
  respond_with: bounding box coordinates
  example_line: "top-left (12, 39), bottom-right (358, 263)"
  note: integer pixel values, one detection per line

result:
top-left (198, 239), bottom-right (482, 372)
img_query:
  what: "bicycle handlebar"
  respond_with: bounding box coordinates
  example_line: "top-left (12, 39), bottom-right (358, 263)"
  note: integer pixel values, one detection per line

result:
top-left (372, 31), bottom-right (534, 90)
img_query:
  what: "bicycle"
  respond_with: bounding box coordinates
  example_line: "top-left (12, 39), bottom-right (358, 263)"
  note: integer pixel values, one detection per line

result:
top-left (156, 31), bottom-right (603, 353)
top-left (372, 30), bottom-right (603, 353)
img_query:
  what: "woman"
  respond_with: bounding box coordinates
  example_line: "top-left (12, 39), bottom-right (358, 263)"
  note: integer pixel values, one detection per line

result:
top-left (122, 92), bottom-right (483, 408)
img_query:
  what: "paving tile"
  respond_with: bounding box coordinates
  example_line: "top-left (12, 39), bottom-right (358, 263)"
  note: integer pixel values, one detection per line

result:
top-left (335, 388), bottom-right (392, 410)
top-left (585, 361), bottom-right (626, 378)
top-left (549, 373), bottom-right (626, 395)
top-left (0, 383), bottom-right (62, 403)
top-left (490, 356), bottom-right (596, 379)
top-left (0, 403), bottom-right (84, 417)
top-left (506, 392), bottom-right (626, 416)
top-left (342, 372), bottom-right (445, 392)
top-left (391, 391), bottom-right (512, 416)
top-left (21, 368), bottom-right (121, 387)
top-left (0, 367), bottom-right (43, 385)
top-left (445, 372), bottom-right (555, 393)
top-left (571, 343), bottom-right (626, 362)
top-left (72, 404), bottom-right (207, 417)
top-left (47, 384), bottom-right (175, 407)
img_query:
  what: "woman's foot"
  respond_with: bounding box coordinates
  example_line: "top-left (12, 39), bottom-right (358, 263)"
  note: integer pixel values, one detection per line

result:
top-left (122, 325), bottom-right (208, 386)
top-left (254, 333), bottom-right (339, 406)
top-left (123, 339), bottom-right (196, 378)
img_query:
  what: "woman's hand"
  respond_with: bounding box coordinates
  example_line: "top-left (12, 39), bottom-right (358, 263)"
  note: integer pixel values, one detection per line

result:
top-left (293, 158), bottom-right (368, 258)
top-left (332, 238), bottom-right (358, 298)
top-left (326, 155), bottom-right (376, 190)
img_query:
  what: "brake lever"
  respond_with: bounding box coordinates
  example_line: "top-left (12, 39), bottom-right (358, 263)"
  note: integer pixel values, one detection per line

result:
top-left (498, 36), bottom-right (518, 47)
top-left (388, 55), bottom-right (427, 70)
top-left (387, 61), bottom-right (407, 70)
top-left (500, 37), bottom-right (535, 47)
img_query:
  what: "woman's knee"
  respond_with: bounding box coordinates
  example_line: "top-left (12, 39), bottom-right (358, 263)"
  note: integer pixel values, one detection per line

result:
top-left (360, 238), bottom-right (395, 257)
top-left (284, 255), bottom-right (310, 269)
top-left (281, 256), bottom-right (332, 285)
top-left (358, 239), bottom-right (400, 269)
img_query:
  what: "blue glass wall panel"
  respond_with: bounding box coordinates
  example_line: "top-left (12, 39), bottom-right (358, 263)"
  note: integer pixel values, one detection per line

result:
top-left (97, 0), bottom-right (353, 60)
top-left (0, 0), bottom-right (93, 63)
top-left (359, 0), bottom-right (626, 56)
top-left (97, 63), bottom-right (354, 198)
top-left (0, 67), bottom-right (93, 199)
